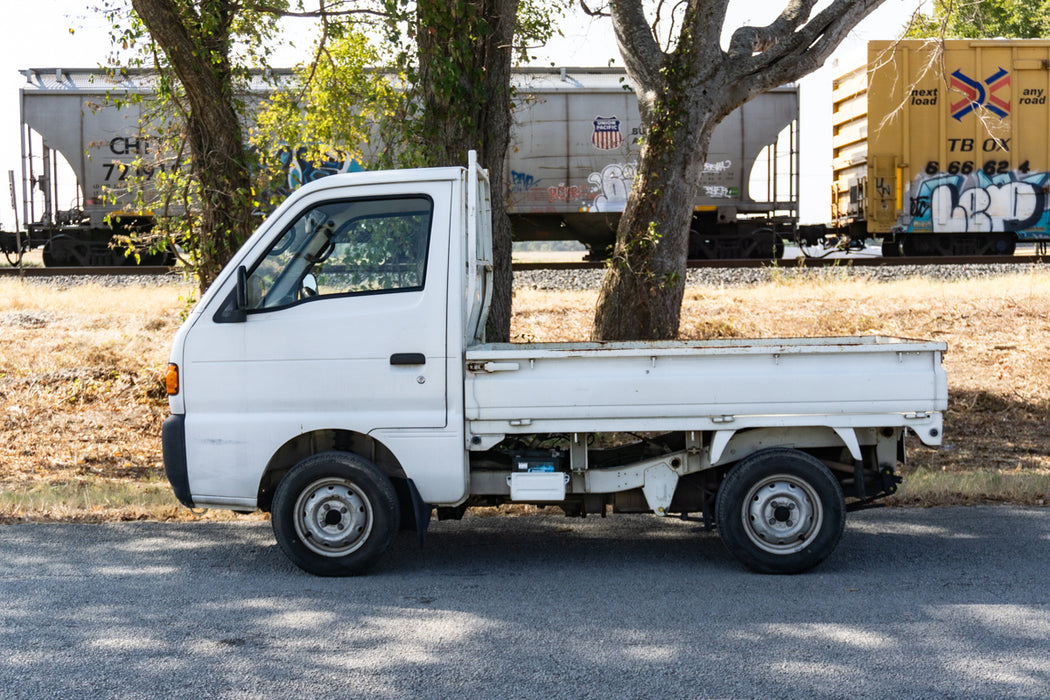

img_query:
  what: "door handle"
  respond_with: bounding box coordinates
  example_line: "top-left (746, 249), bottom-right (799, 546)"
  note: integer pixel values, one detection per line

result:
top-left (390, 353), bottom-right (426, 365)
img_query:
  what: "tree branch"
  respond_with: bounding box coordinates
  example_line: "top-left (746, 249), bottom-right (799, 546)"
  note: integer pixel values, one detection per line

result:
top-left (609, 0), bottom-right (663, 92)
top-left (579, 0), bottom-right (609, 18)
top-left (247, 1), bottom-right (387, 18)
top-left (694, 0), bottom-right (730, 53)
top-left (732, 0), bottom-right (887, 90)
top-left (727, 0), bottom-right (818, 57)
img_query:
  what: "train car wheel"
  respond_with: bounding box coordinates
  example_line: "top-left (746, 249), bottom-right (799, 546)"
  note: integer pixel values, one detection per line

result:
top-left (42, 237), bottom-right (87, 267)
top-left (881, 240), bottom-right (901, 257)
top-left (993, 235), bottom-right (1016, 256)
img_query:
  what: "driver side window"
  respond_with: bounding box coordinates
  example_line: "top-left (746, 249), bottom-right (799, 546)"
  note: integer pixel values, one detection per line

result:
top-left (246, 195), bottom-right (433, 311)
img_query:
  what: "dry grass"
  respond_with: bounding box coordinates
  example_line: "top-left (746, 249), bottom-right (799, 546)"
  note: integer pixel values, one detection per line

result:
top-left (1, 269), bottom-right (1048, 521)
top-left (0, 279), bottom-right (196, 522)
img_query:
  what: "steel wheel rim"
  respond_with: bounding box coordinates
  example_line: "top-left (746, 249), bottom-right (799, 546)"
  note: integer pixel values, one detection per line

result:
top-left (741, 474), bottom-right (823, 555)
top-left (293, 477), bottom-right (374, 557)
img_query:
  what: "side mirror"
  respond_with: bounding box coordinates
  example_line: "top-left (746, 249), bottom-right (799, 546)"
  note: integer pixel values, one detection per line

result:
top-left (300, 272), bottom-right (318, 299)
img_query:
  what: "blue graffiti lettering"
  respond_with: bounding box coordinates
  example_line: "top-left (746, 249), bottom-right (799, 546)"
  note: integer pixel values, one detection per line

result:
top-left (284, 146), bottom-right (360, 192)
top-left (510, 170), bottom-right (537, 193)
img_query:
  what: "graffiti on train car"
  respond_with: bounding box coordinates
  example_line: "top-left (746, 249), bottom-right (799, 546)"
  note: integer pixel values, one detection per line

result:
top-left (278, 147), bottom-right (361, 192)
top-left (586, 162), bottom-right (635, 212)
top-left (508, 158), bottom-right (744, 213)
top-left (510, 170), bottom-right (537, 194)
top-left (908, 167), bottom-right (1050, 239)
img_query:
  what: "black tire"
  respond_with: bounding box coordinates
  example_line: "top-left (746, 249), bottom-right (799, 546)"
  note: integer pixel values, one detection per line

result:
top-left (715, 448), bottom-right (845, 574)
top-left (271, 452), bottom-right (400, 576)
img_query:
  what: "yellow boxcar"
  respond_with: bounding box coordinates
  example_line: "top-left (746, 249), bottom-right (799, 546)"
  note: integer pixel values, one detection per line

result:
top-left (833, 39), bottom-right (1050, 256)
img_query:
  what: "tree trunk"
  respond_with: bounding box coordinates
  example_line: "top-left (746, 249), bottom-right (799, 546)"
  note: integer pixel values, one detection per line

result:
top-left (131, 0), bottom-right (254, 292)
top-left (479, 0), bottom-right (516, 344)
top-left (592, 92), bottom-right (720, 340)
top-left (414, 0), bottom-right (518, 342)
top-left (593, 9), bottom-right (723, 341)
top-left (593, 0), bottom-right (888, 341)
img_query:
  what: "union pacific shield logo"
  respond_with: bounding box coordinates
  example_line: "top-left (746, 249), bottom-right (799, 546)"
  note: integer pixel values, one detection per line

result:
top-left (592, 116), bottom-right (623, 150)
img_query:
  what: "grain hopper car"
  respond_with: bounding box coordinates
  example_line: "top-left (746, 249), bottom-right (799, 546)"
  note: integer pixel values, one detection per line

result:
top-left (0, 68), bottom-right (173, 266)
top-left (506, 69), bottom-right (799, 260)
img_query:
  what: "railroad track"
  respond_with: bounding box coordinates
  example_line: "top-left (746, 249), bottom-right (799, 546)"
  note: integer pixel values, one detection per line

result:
top-left (514, 254), bottom-right (1050, 270)
top-left (1, 254), bottom-right (1048, 278)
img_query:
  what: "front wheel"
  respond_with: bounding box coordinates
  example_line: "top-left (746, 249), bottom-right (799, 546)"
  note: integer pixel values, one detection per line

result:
top-left (272, 452), bottom-right (400, 576)
top-left (715, 448), bottom-right (845, 574)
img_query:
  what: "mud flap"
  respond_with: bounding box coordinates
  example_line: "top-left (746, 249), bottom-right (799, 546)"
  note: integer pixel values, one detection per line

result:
top-left (394, 478), bottom-right (432, 547)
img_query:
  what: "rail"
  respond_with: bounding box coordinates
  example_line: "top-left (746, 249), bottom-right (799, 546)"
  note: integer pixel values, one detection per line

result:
top-left (512, 254), bottom-right (1050, 271)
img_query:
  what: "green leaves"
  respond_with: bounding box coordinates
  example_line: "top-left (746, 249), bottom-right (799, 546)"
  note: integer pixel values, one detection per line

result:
top-left (905, 0), bottom-right (1050, 39)
top-left (252, 27), bottom-right (396, 180)
top-left (101, 0), bottom-right (288, 288)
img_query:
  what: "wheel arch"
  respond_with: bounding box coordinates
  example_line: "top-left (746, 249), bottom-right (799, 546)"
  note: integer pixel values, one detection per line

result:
top-left (257, 429), bottom-right (408, 513)
top-left (710, 426), bottom-right (861, 468)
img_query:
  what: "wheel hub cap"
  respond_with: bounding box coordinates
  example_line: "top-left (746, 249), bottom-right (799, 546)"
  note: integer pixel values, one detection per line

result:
top-left (742, 475), bottom-right (823, 555)
top-left (294, 478), bottom-right (373, 557)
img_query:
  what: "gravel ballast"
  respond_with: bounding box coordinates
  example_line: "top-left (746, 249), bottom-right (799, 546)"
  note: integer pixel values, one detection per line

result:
top-left (514, 262), bottom-right (1048, 291)
top-left (6, 261), bottom-right (1046, 291)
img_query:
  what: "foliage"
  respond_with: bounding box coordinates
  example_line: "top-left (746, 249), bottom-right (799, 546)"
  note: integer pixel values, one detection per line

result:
top-left (251, 27), bottom-right (400, 200)
top-left (103, 0), bottom-right (566, 302)
top-left (98, 0), bottom-right (288, 289)
top-left (904, 0), bottom-right (1050, 38)
top-left (371, 0), bottom-right (567, 168)
top-left (253, 0), bottom-right (568, 173)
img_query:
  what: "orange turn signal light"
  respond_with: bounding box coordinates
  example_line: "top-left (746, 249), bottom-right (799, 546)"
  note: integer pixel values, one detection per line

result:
top-left (165, 363), bottom-right (180, 396)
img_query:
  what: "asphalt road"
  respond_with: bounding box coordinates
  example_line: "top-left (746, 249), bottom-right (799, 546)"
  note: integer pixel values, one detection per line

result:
top-left (1, 506), bottom-right (1047, 699)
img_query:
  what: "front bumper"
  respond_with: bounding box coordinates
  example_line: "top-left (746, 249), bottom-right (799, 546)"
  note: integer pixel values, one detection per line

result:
top-left (161, 414), bottom-right (194, 508)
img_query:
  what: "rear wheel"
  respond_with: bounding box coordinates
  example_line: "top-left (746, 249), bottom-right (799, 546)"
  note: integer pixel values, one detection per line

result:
top-left (272, 452), bottom-right (400, 576)
top-left (715, 448), bottom-right (845, 574)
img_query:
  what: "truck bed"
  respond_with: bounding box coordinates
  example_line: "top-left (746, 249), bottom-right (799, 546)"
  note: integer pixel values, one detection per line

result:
top-left (465, 336), bottom-right (947, 443)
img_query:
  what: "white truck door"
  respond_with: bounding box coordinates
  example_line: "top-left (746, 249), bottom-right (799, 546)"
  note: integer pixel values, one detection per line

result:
top-left (183, 182), bottom-right (452, 447)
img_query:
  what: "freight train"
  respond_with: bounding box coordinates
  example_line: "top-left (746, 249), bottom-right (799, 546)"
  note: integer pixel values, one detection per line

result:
top-left (0, 67), bottom-right (798, 266)
top-left (4, 40), bottom-right (1050, 267)
top-left (0, 68), bottom-right (171, 266)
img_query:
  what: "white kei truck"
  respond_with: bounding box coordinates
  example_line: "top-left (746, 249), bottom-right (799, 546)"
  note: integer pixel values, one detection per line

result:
top-left (162, 154), bottom-right (948, 576)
